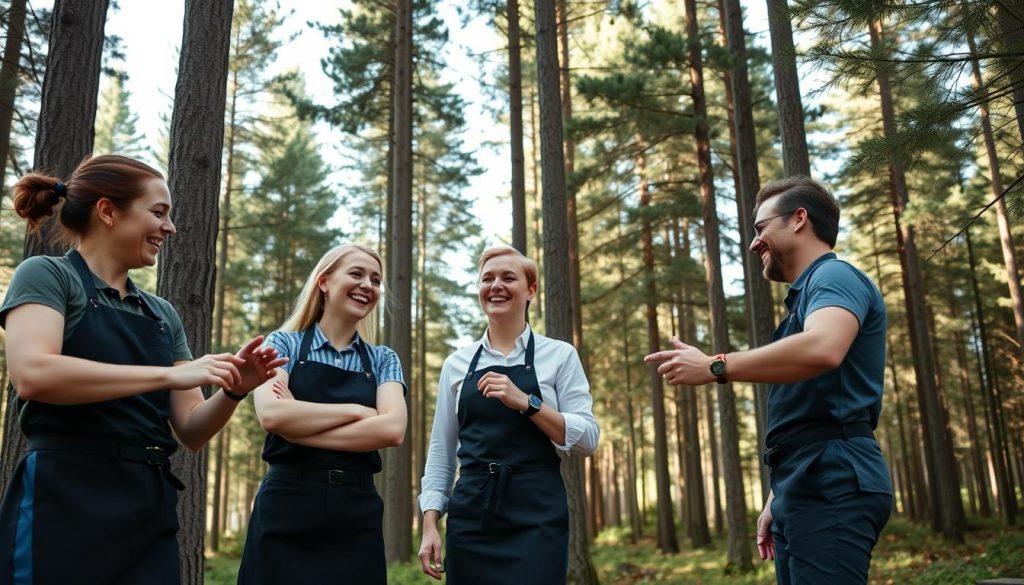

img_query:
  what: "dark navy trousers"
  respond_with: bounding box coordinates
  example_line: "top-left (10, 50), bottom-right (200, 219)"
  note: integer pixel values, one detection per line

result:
top-left (770, 439), bottom-right (892, 584)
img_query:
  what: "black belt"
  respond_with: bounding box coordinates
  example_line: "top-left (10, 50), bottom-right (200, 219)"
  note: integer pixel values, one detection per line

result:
top-left (27, 434), bottom-right (185, 490)
top-left (461, 461), bottom-right (560, 528)
top-left (762, 422), bottom-right (874, 469)
top-left (266, 464), bottom-right (374, 487)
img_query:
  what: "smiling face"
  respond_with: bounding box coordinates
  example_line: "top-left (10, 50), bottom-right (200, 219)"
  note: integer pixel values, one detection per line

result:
top-left (107, 178), bottom-right (176, 268)
top-left (478, 254), bottom-right (537, 323)
top-left (749, 198), bottom-right (793, 283)
top-left (319, 250), bottom-right (383, 323)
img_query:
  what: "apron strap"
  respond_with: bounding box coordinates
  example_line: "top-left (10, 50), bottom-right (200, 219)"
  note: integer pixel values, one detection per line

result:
top-left (298, 326), bottom-right (317, 364)
top-left (464, 344), bottom-right (486, 381)
top-left (354, 338), bottom-right (374, 382)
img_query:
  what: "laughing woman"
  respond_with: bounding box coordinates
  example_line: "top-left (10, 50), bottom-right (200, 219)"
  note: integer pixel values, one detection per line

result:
top-left (0, 155), bottom-right (285, 585)
top-left (238, 244), bottom-right (407, 585)
top-left (417, 245), bottom-right (599, 584)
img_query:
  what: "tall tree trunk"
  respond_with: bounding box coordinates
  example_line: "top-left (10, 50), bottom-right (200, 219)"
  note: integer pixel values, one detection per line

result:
top-left (764, 0), bottom-right (810, 176)
top-left (869, 20), bottom-right (965, 541)
top-left (686, 0), bottom-right (751, 568)
top-left (416, 188), bottom-right (428, 506)
top-left (1, 0), bottom-right (110, 501)
top-left (705, 383), bottom-right (723, 535)
top-left (528, 88), bottom-right (544, 323)
top-left (159, 0), bottom-right (234, 580)
top-left (507, 0), bottom-right (527, 253)
top-left (955, 327), bottom-right (991, 518)
top-left (678, 219), bottom-right (711, 547)
top-left (618, 208), bottom-right (642, 542)
top-left (0, 0), bottom-right (27, 207)
top-left (967, 31), bottom-right (1024, 363)
top-left (383, 0), bottom-right (413, 564)
top-left (966, 229), bottom-right (1016, 524)
top-left (718, 0), bottom-right (773, 502)
top-left (533, 2), bottom-right (598, 581)
top-left (637, 141), bottom-right (679, 554)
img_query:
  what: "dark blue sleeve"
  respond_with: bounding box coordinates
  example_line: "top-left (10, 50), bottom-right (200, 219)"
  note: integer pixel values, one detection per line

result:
top-left (803, 261), bottom-right (874, 327)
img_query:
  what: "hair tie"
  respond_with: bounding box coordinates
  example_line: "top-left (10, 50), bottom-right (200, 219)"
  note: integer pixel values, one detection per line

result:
top-left (54, 183), bottom-right (68, 199)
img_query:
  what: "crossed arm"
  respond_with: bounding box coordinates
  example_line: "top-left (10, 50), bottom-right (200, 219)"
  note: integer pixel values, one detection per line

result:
top-left (253, 369), bottom-right (407, 451)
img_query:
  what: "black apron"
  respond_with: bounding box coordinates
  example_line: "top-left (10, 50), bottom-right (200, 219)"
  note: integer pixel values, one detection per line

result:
top-left (238, 327), bottom-right (385, 585)
top-left (0, 250), bottom-right (181, 585)
top-left (445, 332), bottom-right (568, 585)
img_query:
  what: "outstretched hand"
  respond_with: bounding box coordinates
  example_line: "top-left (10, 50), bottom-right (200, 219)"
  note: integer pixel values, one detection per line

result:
top-left (643, 337), bottom-right (715, 386)
top-left (233, 336), bottom-right (288, 395)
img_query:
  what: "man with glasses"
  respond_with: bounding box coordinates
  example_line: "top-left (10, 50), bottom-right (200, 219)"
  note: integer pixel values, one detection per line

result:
top-left (646, 176), bottom-right (892, 584)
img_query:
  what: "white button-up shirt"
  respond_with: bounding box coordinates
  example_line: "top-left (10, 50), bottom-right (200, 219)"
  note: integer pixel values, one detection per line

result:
top-left (418, 324), bottom-right (600, 515)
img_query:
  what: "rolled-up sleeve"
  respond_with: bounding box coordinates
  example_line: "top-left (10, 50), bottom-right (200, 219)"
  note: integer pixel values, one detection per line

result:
top-left (552, 346), bottom-right (599, 456)
top-left (417, 358), bottom-right (460, 515)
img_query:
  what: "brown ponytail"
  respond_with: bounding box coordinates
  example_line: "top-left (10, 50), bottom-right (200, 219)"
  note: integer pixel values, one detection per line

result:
top-left (12, 154), bottom-right (164, 240)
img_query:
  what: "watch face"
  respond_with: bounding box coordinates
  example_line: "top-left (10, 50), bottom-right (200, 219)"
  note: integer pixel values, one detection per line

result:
top-left (530, 394), bottom-right (543, 409)
top-left (710, 360), bottom-right (726, 376)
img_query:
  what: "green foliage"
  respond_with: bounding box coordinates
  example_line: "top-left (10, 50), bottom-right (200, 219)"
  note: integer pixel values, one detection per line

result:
top-left (94, 74), bottom-right (147, 158)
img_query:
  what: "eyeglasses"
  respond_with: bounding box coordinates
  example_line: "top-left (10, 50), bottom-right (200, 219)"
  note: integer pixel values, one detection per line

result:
top-left (753, 211), bottom-right (794, 239)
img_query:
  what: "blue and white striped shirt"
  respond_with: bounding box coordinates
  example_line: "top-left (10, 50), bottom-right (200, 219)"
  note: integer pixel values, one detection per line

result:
top-left (265, 325), bottom-right (405, 390)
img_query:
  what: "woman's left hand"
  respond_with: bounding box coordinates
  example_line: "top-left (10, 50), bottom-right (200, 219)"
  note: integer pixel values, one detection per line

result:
top-left (234, 336), bottom-right (289, 395)
top-left (477, 372), bottom-right (529, 412)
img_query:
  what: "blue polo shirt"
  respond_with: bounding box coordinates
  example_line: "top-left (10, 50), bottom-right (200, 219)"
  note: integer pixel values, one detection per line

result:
top-left (766, 253), bottom-right (887, 448)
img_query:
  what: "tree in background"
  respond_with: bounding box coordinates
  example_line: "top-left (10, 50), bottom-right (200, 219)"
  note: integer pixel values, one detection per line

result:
top-left (93, 74), bottom-right (147, 157)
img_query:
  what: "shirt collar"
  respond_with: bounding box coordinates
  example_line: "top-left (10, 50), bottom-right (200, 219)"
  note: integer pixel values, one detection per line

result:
top-left (784, 252), bottom-right (836, 312)
top-left (312, 323), bottom-right (363, 353)
top-left (95, 274), bottom-right (143, 301)
top-left (481, 323), bottom-right (531, 355)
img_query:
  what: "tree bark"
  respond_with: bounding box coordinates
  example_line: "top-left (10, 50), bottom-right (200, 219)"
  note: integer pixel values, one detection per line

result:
top-left (718, 0), bottom-right (773, 503)
top-left (764, 0), bottom-right (810, 177)
top-left (996, 3), bottom-right (1024, 143)
top-left (869, 20), bottom-right (965, 541)
top-left (0, 0), bottom-right (27, 208)
top-left (533, 2), bottom-right (598, 581)
top-left (159, 0), bottom-right (234, 579)
top-left (967, 31), bottom-right (1024, 365)
top-left (1, 0), bottom-right (110, 496)
top-left (383, 0), bottom-right (413, 564)
top-left (508, 0), bottom-right (527, 254)
top-left (686, 0), bottom-right (751, 568)
top-left (637, 141), bottom-right (679, 554)
top-left (966, 228), bottom-right (1016, 524)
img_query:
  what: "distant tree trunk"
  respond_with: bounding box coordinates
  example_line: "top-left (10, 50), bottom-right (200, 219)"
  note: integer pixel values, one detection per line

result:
top-left (954, 327), bottom-right (991, 518)
top-left (618, 209), bottom-right (642, 543)
top-left (637, 141), bottom-right (679, 554)
top-left (0, 0), bottom-right (27, 207)
top-left (416, 189), bottom-right (428, 501)
top-left (764, 0), bottom-right (810, 176)
top-left (705, 384), bottom-right (723, 535)
top-left (383, 0), bottom-right (413, 564)
top-left (677, 219), bottom-right (711, 547)
top-left (718, 0), bottom-right (773, 502)
top-left (158, 0), bottom-right (234, 580)
top-left (687, 0), bottom-right (751, 569)
top-left (1, 0), bottom-right (110, 501)
top-left (533, 2), bottom-right (598, 581)
top-left (869, 20), bottom-right (964, 541)
top-left (966, 228), bottom-right (1016, 524)
top-left (967, 31), bottom-right (1024, 364)
top-left (528, 88), bottom-right (544, 324)
top-left (507, 0), bottom-right (527, 253)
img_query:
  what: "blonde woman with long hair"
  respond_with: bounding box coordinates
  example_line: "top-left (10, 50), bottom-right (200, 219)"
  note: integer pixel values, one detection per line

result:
top-left (417, 246), bottom-right (599, 584)
top-left (238, 244), bottom-right (407, 585)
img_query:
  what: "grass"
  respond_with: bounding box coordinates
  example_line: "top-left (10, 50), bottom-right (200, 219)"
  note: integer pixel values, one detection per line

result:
top-left (203, 516), bottom-right (1024, 584)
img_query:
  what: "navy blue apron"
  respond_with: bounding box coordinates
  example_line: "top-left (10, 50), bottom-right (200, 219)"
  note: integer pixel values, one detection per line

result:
top-left (0, 249), bottom-right (181, 585)
top-left (238, 327), bottom-right (385, 585)
top-left (445, 332), bottom-right (567, 585)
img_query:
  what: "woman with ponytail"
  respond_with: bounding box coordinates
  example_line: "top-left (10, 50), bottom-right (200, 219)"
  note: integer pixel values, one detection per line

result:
top-left (0, 154), bottom-right (286, 584)
top-left (237, 243), bottom-right (407, 585)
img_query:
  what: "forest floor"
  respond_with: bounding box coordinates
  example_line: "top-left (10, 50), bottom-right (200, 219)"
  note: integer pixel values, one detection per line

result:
top-left (204, 515), bottom-right (1024, 584)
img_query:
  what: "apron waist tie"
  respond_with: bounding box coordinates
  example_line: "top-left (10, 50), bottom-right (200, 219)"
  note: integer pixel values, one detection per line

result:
top-left (27, 434), bottom-right (185, 490)
top-left (462, 461), bottom-right (560, 528)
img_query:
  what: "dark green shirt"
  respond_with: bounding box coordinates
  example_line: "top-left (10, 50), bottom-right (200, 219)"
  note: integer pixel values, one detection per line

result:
top-left (0, 254), bottom-right (192, 361)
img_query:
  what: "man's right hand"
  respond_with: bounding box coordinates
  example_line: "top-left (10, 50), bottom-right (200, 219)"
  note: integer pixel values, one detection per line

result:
top-left (757, 492), bottom-right (776, 561)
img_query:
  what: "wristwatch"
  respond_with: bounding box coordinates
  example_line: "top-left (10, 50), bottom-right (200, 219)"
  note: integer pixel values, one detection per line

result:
top-left (709, 353), bottom-right (727, 384)
top-left (521, 393), bottom-right (542, 417)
